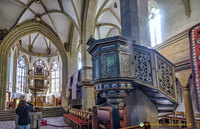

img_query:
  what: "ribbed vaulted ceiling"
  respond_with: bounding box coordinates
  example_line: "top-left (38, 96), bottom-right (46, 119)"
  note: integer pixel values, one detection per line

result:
top-left (0, 0), bottom-right (121, 52)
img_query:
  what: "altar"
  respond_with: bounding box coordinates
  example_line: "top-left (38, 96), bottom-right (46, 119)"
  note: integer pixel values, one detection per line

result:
top-left (28, 59), bottom-right (49, 106)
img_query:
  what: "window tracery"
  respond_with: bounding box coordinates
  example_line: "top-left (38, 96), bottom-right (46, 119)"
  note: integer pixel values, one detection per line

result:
top-left (51, 61), bottom-right (59, 93)
top-left (16, 57), bottom-right (27, 93)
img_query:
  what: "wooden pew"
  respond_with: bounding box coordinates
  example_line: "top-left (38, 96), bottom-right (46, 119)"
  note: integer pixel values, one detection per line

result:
top-left (119, 107), bottom-right (127, 128)
top-left (64, 107), bottom-right (92, 129)
top-left (97, 106), bottom-right (113, 129)
top-left (96, 106), bottom-right (127, 129)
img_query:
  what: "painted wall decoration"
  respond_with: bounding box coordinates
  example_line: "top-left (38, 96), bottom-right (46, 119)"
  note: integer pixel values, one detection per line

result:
top-left (189, 23), bottom-right (200, 112)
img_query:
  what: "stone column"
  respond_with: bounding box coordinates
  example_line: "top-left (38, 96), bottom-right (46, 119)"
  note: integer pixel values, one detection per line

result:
top-left (80, 40), bottom-right (87, 80)
top-left (126, 88), bottom-right (159, 129)
top-left (12, 51), bottom-right (17, 93)
top-left (183, 86), bottom-right (195, 128)
top-left (120, 0), bottom-right (151, 46)
top-left (78, 81), bottom-right (95, 110)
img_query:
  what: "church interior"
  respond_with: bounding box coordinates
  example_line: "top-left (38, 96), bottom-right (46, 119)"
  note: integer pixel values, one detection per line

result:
top-left (0, 0), bottom-right (200, 129)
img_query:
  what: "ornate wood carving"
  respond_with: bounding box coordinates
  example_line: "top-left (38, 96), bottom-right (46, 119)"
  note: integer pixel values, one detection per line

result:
top-left (157, 56), bottom-right (175, 98)
top-left (121, 54), bottom-right (131, 76)
top-left (134, 49), bottom-right (153, 85)
top-left (103, 53), bottom-right (116, 77)
top-left (93, 57), bottom-right (99, 80)
top-left (87, 36), bottom-right (177, 106)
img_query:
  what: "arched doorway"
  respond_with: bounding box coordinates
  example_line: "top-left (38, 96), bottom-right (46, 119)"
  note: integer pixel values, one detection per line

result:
top-left (0, 21), bottom-right (68, 110)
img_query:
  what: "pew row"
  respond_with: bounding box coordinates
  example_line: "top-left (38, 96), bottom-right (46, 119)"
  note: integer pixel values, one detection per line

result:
top-left (63, 106), bottom-right (127, 129)
top-left (64, 108), bottom-right (92, 129)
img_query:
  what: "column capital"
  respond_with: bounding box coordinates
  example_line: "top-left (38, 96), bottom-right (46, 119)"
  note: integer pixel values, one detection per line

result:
top-left (183, 87), bottom-right (190, 91)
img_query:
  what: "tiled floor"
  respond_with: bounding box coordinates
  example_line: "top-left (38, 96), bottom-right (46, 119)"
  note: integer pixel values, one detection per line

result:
top-left (0, 116), bottom-right (72, 129)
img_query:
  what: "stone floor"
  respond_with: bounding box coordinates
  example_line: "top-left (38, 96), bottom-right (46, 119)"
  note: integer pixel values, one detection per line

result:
top-left (0, 116), bottom-right (72, 129)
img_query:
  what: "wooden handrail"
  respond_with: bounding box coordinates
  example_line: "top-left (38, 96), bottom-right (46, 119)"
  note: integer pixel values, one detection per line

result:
top-left (172, 111), bottom-right (200, 118)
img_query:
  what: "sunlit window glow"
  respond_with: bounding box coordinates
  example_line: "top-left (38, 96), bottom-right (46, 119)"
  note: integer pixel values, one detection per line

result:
top-left (149, 8), bottom-right (161, 47)
top-left (51, 61), bottom-right (59, 93)
top-left (78, 52), bottom-right (82, 70)
top-left (16, 57), bottom-right (27, 93)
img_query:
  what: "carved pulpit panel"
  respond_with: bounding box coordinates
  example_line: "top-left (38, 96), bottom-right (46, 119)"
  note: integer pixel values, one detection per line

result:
top-left (134, 48), bottom-right (153, 85)
top-left (156, 55), bottom-right (176, 100)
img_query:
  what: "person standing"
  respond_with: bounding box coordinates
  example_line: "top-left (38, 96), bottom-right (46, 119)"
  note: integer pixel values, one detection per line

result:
top-left (16, 100), bottom-right (33, 129)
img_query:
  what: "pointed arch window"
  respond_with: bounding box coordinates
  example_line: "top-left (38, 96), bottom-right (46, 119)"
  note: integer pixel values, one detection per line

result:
top-left (149, 8), bottom-right (161, 47)
top-left (16, 57), bottom-right (27, 93)
top-left (51, 61), bottom-right (59, 93)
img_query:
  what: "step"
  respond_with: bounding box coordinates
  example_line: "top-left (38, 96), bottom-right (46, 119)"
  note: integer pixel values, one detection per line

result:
top-left (0, 107), bottom-right (67, 121)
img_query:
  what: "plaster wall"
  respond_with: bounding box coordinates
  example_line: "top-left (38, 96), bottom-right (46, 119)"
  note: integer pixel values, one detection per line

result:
top-left (157, 0), bottom-right (200, 42)
top-left (158, 36), bottom-right (189, 63)
top-left (0, 0), bottom-right (23, 30)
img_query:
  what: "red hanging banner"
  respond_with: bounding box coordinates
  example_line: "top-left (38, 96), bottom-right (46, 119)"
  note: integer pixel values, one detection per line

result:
top-left (189, 23), bottom-right (200, 112)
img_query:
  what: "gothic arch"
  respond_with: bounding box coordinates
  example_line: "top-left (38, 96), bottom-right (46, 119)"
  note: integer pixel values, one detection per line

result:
top-left (0, 21), bottom-right (68, 110)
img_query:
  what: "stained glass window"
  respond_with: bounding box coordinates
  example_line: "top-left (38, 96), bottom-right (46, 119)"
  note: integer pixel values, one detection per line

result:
top-left (51, 61), bottom-right (59, 93)
top-left (16, 57), bottom-right (27, 93)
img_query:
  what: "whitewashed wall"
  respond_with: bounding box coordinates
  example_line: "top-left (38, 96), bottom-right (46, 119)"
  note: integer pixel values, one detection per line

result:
top-left (156, 0), bottom-right (200, 42)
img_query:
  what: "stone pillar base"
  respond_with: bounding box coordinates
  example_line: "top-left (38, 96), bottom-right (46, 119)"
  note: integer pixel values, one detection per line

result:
top-left (126, 88), bottom-right (159, 129)
top-left (78, 81), bottom-right (95, 110)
